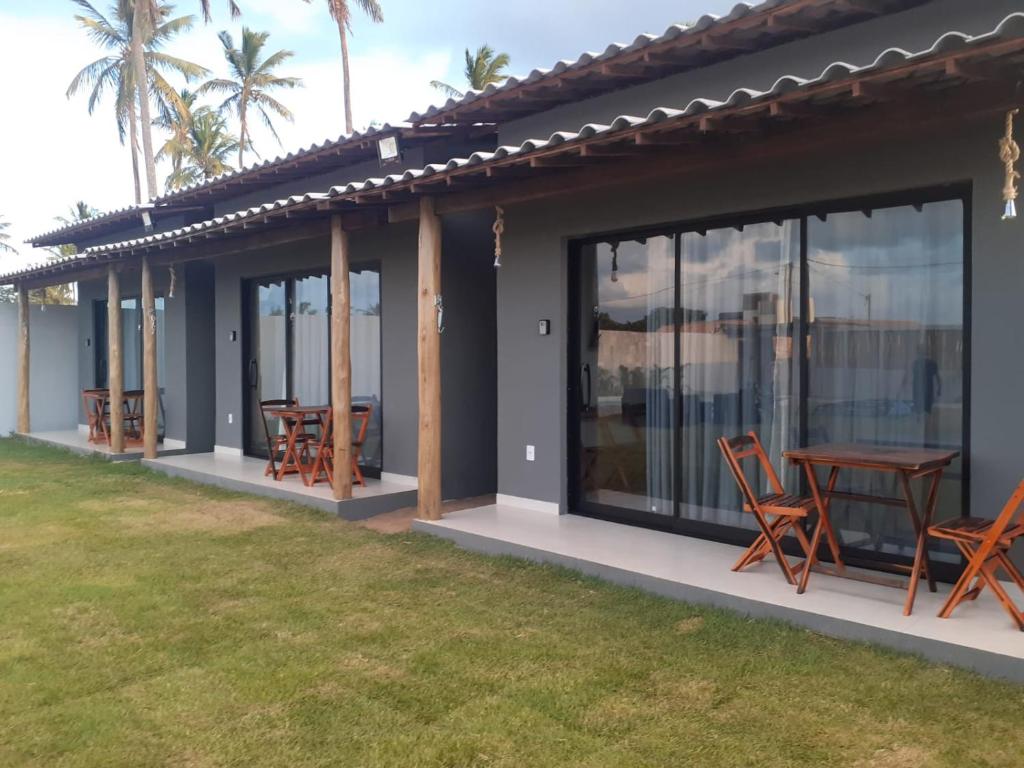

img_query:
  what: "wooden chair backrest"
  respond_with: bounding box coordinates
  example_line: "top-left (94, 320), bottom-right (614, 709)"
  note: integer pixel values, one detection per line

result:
top-left (982, 478), bottom-right (1024, 545)
top-left (717, 431), bottom-right (785, 509)
top-left (352, 404), bottom-right (372, 446)
top-left (259, 398), bottom-right (298, 446)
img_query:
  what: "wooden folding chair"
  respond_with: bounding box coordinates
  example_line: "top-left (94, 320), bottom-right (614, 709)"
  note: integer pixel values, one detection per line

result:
top-left (315, 405), bottom-right (373, 488)
top-left (259, 398), bottom-right (315, 478)
top-left (717, 432), bottom-right (815, 586)
top-left (350, 405), bottom-right (372, 487)
top-left (930, 479), bottom-right (1024, 630)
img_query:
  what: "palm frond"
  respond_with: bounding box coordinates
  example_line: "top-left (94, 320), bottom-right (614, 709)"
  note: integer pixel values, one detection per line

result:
top-left (430, 80), bottom-right (464, 99)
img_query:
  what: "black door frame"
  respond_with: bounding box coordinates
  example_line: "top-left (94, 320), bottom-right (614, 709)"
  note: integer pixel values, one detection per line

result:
top-left (566, 183), bottom-right (972, 581)
top-left (240, 264), bottom-right (385, 477)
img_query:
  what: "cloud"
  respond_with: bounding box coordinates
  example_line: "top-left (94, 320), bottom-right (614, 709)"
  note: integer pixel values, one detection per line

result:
top-left (0, 7), bottom-right (451, 274)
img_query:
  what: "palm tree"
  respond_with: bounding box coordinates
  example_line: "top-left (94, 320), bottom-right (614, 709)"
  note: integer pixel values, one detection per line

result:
top-left (199, 28), bottom-right (301, 168)
top-left (57, 201), bottom-right (102, 228)
top-left (68, 0), bottom-right (208, 204)
top-left (130, 0), bottom-right (241, 201)
top-left (431, 45), bottom-right (511, 99)
top-left (156, 88), bottom-right (199, 182)
top-left (301, 0), bottom-right (383, 134)
top-left (0, 217), bottom-right (16, 255)
top-left (163, 108), bottom-right (239, 190)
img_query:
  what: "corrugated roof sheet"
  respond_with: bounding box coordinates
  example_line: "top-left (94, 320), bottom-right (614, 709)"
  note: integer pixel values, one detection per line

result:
top-left (5, 11), bottom-right (1022, 283)
top-left (405, 0), bottom-right (927, 125)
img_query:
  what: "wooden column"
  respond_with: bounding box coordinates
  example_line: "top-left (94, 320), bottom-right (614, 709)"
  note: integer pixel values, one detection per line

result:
top-left (16, 285), bottom-right (29, 434)
top-left (417, 197), bottom-right (443, 520)
top-left (330, 215), bottom-right (353, 501)
top-left (107, 267), bottom-right (124, 454)
top-left (141, 256), bottom-right (158, 459)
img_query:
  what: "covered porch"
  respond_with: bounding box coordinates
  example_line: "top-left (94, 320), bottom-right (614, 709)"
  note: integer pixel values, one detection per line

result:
top-left (415, 503), bottom-right (1024, 682)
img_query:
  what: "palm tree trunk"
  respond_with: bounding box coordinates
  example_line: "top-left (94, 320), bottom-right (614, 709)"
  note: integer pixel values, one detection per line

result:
top-left (336, 16), bottom-right (353, 134)
top-left (131, 3), bottom-right (158, 200)
top-left (238, 103), bottom-right (247, 169)
top-left (127, 99), bottom-right (142, 205)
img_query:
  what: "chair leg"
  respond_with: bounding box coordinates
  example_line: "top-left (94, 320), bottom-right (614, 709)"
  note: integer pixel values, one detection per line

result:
top-left (939, 545), bottom-right (985, 619)
top-left (976, 558), bottom-right (1024, 631)
top-left (994, 549), bottom-right (1024, 593)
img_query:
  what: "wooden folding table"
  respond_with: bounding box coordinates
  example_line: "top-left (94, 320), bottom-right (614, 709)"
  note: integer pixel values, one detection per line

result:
top-left (783, 443), bottom-right (959, 615)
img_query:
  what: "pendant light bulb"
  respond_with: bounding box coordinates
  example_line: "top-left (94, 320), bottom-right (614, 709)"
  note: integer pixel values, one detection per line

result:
top-left (1004, 199), bottom-right (1017, 220)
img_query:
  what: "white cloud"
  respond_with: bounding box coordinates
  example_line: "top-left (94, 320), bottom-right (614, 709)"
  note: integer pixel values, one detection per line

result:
top-left (0, 9), bottom-right (451, 274)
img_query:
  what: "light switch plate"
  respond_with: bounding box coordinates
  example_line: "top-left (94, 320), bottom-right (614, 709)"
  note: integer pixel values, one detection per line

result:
top-left (526, 445), bottom-right (535, 461)
top-left (538, 319), bottom-right (551, 336)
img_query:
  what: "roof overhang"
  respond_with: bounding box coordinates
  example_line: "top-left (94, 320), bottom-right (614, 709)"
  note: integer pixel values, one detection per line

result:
top-left (7, 14), bottom-right (1024, 287)
top-left (408, 0), bottom-right (930, 126)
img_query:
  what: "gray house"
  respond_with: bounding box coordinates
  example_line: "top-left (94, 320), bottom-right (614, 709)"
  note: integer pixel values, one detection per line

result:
top-left (6, 0), bottom-right (1024, 674)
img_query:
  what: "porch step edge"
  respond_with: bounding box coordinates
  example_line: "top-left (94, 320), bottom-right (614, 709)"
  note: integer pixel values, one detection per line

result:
top-left (413, 518), bottom-right (1024, 684)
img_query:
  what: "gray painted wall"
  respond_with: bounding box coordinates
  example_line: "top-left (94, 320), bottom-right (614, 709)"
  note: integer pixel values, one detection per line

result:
top-left (495, 116), bottom-right (1018, 528)
top-left (0, 303), bottom-right (78, 435)
top-left (499, 0), bottom-right (1023, 145)
top-left (74, 267), bottom-right (209, 448)
top-left (210, 218), bottom-right (496, 499)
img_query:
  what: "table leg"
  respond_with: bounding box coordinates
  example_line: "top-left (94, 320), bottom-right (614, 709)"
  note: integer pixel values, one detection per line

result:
top-left (276, 417), bottom-right (301, 482)
top-left (819, 466), bottom-right (846, 575)
top-left (798, 460), bottom-right (828, 595)
top-left (900, 468), bottom-right (941, 616)
top-left (306, 412), bottom-right (332, 487)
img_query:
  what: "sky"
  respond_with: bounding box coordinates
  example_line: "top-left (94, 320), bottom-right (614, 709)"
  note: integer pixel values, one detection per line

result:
top-left (0, 0), bottom-right (741, 271)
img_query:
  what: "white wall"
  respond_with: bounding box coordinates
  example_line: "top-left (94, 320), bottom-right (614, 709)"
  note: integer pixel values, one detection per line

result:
top-left (0, 303), bottom-right (79, 435)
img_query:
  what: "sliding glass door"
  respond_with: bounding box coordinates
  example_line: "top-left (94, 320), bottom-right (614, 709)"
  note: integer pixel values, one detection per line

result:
top-left (806, 201), bottom-right (965, 563)
top-left (576, 235), bottom-right (676, 518)
top-left (243, 266), bottom-right (383, 473)
top-left (570, 192), bottom-right (967, 569)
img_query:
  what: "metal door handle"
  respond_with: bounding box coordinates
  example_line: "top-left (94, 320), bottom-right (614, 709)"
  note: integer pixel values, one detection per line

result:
top-left (248, 358), bottom-right (258, 389)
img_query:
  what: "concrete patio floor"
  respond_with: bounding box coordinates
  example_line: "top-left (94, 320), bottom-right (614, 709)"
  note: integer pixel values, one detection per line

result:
top-left (19, 429), bottom-right (186, 462)
top-left (414, 504), bottom-right (1024, 682)
top-left (143, 452), bottom-right (418, 520)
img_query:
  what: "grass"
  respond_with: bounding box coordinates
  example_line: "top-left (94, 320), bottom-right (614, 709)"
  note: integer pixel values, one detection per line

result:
top-left (0, 439), bottom-right (1021, 767)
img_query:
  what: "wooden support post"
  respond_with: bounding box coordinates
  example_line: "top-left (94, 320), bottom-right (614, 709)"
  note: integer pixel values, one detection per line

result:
top-left (417, 197), bottom-right (443, 520)
top-left (107, 267), bottom-right (124, 454)
top-left (330, 215), bottom-right (353, 501)
top-left (141, 255), bottom-right (158, 459)
top-left (16, 286), bottom-right (29, 434)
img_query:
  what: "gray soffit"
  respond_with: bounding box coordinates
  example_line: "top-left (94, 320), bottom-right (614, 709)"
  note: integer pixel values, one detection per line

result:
top-left (5, 12), bottom-right (1024, 285)
top-left (406, 0), bottom-right (930, 126)
top-left (26, 123), bottom-right (490, 247)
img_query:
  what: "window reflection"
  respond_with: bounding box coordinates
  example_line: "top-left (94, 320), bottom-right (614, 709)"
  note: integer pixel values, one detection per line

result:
top-left (579, 236), bottom-right (675, 515)
top-left (807, 201), bottom-right (964, 560)
top-left (678, 221), bottom-right (799, 530)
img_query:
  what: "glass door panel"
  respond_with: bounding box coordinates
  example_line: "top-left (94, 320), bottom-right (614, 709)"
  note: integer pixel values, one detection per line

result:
top-left (246, 279), bottom-right (288, 457)
top-left (576, 235), bottom-right (676, 519)
top-left (292, 274), bottom-right (330, 406)
top-left (806, 201), bottom-right (964, 563)
top-left (677, 221), bottom-right (800, 530)
top-left (351, 267), bottom-right (382, 469)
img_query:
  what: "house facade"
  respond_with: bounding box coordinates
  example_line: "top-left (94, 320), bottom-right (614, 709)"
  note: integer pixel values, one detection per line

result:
top-left (5, 0), bottom-right (1024, 585)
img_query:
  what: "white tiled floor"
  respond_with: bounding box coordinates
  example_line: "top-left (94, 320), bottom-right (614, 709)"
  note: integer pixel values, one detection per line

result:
top-left (148, 452), bottom-right (417, 502)
top-left (417, 504), bottom-right (1024, 675)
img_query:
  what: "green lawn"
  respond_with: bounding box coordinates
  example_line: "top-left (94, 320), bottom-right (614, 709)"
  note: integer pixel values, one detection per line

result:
top-left (1, 439), bottom-right (1021, 767)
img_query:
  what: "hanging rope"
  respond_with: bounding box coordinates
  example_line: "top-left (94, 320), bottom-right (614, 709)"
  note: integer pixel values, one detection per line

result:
top-left (1000, 108), bottom-right (1020, 220)
top-left (492, 205), bottom-right (505, 268)
top-left (168, 265), bottom-right (177, 298)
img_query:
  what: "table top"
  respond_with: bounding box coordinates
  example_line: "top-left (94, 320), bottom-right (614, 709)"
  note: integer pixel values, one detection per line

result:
top-left (783, 443), bottom-right (959, 472)
top-left (262, 405), bottom-right (331, 415)
top-left (83, 389), bottom-right (145, 398)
